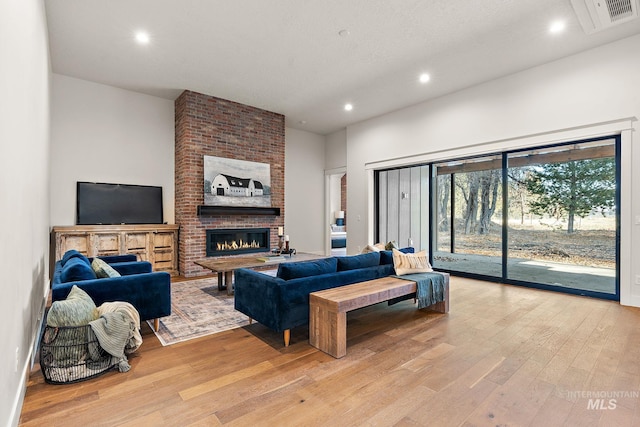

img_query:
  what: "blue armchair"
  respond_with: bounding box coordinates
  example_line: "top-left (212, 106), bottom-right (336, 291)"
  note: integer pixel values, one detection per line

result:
top-left (52, 250), bottom-right (171, 330)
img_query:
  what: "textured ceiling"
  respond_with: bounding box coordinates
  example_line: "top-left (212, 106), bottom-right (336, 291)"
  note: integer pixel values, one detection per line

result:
top-left (45, 0), bottom-right (640, 135)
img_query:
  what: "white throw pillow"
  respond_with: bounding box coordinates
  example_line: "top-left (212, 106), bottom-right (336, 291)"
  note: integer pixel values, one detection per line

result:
top-left (361, 244), bottom-right (381, 254)
top-left (392, 249), bottom-right (433, 276)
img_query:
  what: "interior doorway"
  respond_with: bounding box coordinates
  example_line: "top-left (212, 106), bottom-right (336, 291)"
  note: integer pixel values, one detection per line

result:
top-left (326, 170), bottom-right (347, 256)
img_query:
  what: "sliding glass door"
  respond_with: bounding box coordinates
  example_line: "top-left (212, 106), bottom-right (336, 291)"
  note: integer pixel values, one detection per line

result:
top-left (432, 155), bottom-right (503, 278)
top-left (505, 139), bottom-right (617, 294)
top-left (377, 166), bottom-right (429, 250)
top-left (375, 136), bottom-right (620, 300)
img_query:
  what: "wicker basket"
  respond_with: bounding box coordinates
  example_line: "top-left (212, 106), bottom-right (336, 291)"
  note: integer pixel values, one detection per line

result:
top-left (40, 325), bottom-right (117, 384)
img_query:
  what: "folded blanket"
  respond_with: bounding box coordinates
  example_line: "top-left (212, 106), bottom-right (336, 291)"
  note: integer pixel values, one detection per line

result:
top-left (392, 273), bottom-right (445, 309)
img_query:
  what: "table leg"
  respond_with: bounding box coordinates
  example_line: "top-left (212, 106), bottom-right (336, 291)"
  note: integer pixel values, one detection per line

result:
top-left (217, 272), bottom-right (225, 291)
top-left (309, 303), bottom-right (347, 358)
top-left (225, 271), bottom-right (234, 295)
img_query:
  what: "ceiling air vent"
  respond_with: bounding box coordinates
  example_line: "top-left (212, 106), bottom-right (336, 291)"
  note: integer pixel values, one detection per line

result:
top-left (571, 0), bottom-right (639, 33)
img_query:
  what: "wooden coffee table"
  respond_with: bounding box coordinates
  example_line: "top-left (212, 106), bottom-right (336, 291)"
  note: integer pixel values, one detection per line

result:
top-left (195, 252), bottom-right (327, 295)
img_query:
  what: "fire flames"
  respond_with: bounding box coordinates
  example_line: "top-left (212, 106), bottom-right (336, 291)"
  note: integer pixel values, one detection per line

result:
top-left (216, 239), bottom-right (261, 251)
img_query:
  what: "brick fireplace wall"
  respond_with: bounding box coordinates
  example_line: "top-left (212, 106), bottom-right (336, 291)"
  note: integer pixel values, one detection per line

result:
top-left (175, 90), bottom-right (285, 276)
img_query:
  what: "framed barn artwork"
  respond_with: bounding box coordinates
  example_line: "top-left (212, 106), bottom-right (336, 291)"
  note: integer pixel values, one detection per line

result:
top-left (203, 155), bottom-right (271, 207)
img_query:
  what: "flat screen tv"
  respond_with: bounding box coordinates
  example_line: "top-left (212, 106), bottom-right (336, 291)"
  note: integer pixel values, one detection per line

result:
top-left (76, 182), bottom-right (163, 225)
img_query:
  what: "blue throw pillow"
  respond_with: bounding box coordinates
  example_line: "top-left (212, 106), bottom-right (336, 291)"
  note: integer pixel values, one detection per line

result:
top-left (336, 252), bottom-right (380, 271)
top-left (61, 249), bottom-right (91, 267)
top-left (60, 257), bottom-right (97, 282)
top-left (277, 257), bottom-right (338, 280)
top-left (379, 247), bottom-right (414, 265)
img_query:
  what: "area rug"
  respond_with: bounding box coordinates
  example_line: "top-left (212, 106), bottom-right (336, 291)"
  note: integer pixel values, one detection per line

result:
top-left (146, 277), bottom-right (251, 346)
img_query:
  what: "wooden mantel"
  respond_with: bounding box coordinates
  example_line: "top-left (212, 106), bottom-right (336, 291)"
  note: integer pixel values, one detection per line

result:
top-left (196, 206), bottom-right (281, 216)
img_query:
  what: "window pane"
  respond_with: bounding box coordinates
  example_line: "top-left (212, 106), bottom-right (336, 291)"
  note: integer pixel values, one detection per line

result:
top-left (506, 140), bottom-right (617, 294)
top-left (435, 173), bottom-right (451, 253)
top-left (433, 155), bottom-right (503, 277)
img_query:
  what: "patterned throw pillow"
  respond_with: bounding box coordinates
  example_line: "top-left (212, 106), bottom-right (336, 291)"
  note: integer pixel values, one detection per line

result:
top-left (392, 248), bottom-right (433, 276)
top-left (91, 258), bottom-right (121, 278)
top-left (47, 285), bottom-right (99, 327)
top-left (385, 241), bottom-right (399, 250)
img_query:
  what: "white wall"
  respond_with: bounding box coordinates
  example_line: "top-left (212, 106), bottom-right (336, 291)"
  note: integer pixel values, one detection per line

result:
top-left (325, 129), bottom-right (347, 171)
top-left (346, 34), bottom-right (640, 306)
top-left (0, 0), bottom-right (50, 425)
top-left (285, 127), bottom-right (326, 254)
top-left (50, 74), bottom-right (175, 226)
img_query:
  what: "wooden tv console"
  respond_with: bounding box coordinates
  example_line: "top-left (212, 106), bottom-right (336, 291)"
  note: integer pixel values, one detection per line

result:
top-left (51, 224), bottom-right (179, 276)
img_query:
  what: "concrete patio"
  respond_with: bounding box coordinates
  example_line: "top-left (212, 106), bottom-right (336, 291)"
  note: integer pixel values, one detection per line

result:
top-left (433, 251), bottom-right (616, 294)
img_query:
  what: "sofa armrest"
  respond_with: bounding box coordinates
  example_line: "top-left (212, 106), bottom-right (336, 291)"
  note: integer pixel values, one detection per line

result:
top-left (52, 272), bottom-right (171, 322)
top-left (234, 268), bottom-right (286, 332)
top-left (110, 261), bottom-right (153, 276)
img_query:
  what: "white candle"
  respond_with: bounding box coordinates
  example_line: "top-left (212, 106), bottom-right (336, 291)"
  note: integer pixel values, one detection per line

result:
top-left (284, 235), bottom-right (290, 242)
top-left (278, 226), bottom-right (284, 236)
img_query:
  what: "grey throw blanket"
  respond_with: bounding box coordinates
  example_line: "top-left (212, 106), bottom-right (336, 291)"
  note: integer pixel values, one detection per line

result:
top-left (89, 312), bottom-right (137, 372)
top-left (392, 273), bottom-right (445, 309)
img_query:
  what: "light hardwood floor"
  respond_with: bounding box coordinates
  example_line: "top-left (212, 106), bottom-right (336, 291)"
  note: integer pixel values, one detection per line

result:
top-left (19, 277), bottom-right (640, 426)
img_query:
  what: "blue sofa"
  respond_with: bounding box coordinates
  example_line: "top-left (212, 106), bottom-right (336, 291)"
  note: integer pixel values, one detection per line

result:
top-left (234, 249), bottom-right (414, 346)
top-left (52, 250), bottom-right (171, 330)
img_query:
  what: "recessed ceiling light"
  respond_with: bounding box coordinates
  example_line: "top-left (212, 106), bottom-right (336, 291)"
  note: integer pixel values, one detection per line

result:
top-left (338, 29), bottom-right (350, 37)
top-left (419, 73), bottom-right (431, 84)
top-left (549, 20), bottom-right (566, 34)
top-left (298, 120), bottom-right (307, 125)
top-left (135, 31), bottom-right (150, 44)
top-left (344, 103), bottom-right (353, 111)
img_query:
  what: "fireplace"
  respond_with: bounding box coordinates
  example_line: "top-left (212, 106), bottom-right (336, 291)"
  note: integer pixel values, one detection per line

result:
top-left (206, 228), bottom-right (270, 256)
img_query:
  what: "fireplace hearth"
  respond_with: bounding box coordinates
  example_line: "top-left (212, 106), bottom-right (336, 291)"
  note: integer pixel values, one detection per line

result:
top-left (206, 228), bottom-right (270, 257)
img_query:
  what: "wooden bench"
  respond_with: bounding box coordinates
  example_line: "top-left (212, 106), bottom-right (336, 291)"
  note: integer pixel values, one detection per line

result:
top-left (309, 274), bottom-right (449, 358)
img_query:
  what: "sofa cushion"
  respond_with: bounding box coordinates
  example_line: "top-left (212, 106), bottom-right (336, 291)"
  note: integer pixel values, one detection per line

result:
top-left (91, 258), bottom-right (121, 278)
top-left (61, 249), bottom-right (91, 267)
top-left (277, 257), bottom-right (338, 280)
top-left (392, 249), bottom-right (433, 276)
top-left (336, 252), bottom-right (380, 271)
top-left (46, 285), bottom-right (98, 327)
top-left (380, 247), bottom-right (415, 265)
top-left (61, 257), bottom-right (98, 282)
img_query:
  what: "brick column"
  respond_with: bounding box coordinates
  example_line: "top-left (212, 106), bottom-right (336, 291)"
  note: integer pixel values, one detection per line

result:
top-left (175, 91), bottom-right (285, 276)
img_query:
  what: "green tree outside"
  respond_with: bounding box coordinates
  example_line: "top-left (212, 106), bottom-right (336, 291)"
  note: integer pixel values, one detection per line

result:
top-left (525, 158), bottom-right (615, 233)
